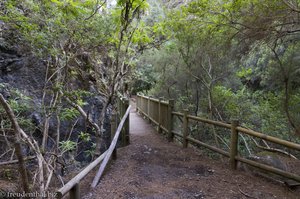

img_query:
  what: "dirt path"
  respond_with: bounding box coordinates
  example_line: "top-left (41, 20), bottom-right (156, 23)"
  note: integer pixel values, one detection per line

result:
top-left (82, 102), bottom-right (299, 199)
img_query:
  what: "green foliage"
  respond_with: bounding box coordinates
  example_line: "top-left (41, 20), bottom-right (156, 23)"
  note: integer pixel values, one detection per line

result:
top-left (59, 140), bottom-right (77, 153)
top-left (2, 0), bottom-right (300, 166)
top-left (212, 85), bottom-right (298, 141)
top-left (131, 63), bottom-right (157, 94)
top-left (0, 86), bottom-right (35, 132)
top-left (135, 0), bottom-right (300, 158)
top-left (212, 86), bottom-right (253, 122)
top-left (84, 142), bottom-right (96, 158)
top-left (2, 0), bottom-right (112, 58)
top-left (236, 68), bottom-right (252, 79)
top-left (78, 131), bottom-right (91, 142)
top-left (59, 108), bottom-right (80, 121)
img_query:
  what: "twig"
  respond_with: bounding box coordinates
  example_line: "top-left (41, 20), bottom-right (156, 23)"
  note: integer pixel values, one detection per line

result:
top-left (0, 149), bottom-right (12, 159)
top-left (217, 135), bottom-right (230, 149)
top-left (240, 134), bottom-right (252, 156)
top-left (85, 0), bottom-right (107, 20)
top-left (63, 93), bottom-right (101, 137)
top-left (238, 185), bottom-right (258, 199)
top-left (251, 137), bottom-right (297, 159)
top-left (67, 118), bottom-right (79, 141)
top-left (57, 175), bottom-right (65, 187)
top-left (0, 156), bottom-right (36, 166)
top-left (282, 0), bottom-right (300, 13)
top-left (10, 148), bottom-right (15, 161)
top-left (45, 170), bottom-right (54, 190)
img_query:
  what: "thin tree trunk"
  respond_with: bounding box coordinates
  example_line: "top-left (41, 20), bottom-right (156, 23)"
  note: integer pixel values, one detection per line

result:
top-left (0, 94), bottom-right (30, 193)
top-left (283, 79), bottom-right (299, 135)
top-left (56, 111), bottom-right (61, 152)
top-left (42, 117), bottom-right (50, 151)
top-left (207, 89), bottom-right (221, 150)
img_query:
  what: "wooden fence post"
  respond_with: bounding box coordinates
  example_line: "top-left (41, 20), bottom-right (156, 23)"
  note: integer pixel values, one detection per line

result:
top-left (122, 99), bottom-right (130, 146)
top-left (121, 97), bottom-right (125, 116)
top-left (111, 113), bottom-right (117, 160)
top-left (167, 99), bottom-right (174, 142)
top-left (141, 95), bottom-right (144, 114)
top-left (182, 109), bottom-right (189, 148)
top-left (69, 183), bottom-right (80, 199)
top-left (158, 97), bottom-right (163, 133)
top-left (136, 95), bottom-right (139, 112)
top-left (117, 98), bottom-right (120, 116)
top-left (230, 120), bottom-right (239, 170)
top-left (147, 96), bottom-right (151, 123)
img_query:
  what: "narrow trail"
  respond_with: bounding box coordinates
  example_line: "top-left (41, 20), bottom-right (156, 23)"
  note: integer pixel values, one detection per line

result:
top-left (82, 101), bottom-right (299, 199)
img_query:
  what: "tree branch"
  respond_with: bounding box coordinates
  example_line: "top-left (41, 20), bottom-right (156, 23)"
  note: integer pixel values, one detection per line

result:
top-left (85, 0), bottom-right (107, 20)
top-left (282, 0), bottom-right (300, 13)
top-left (62, 93), bottom-right (102, 137)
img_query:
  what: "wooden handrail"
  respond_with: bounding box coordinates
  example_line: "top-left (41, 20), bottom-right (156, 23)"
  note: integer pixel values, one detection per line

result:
top-left (172, 112), bottom-right (184, 117)
top-left (56, 99), bottom-right (131, 198)
top-left (137, 94), bottom-right (168, 105)
top-left (136, 94), bottom-right (300, 184)
top-left (91, 105), bottom-right (131, 187)
top-left (236, 127), bottom-right (300, 150)
top-left (187, 115), bottom-right (231, 129)
top-left (56, 151), bottom-right (108, 198)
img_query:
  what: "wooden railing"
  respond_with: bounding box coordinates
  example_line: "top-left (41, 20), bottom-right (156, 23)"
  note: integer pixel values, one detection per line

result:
top-left (136, 95), bottom-right (173, 140)
top-left (56, 98), bottom-right (131, 199)
top-left (136, 94), bottom-right (300, 184)
top-left (116, 97), bottom-right (130, 146)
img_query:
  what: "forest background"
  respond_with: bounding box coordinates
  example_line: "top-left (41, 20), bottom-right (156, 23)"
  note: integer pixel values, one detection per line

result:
top-left (0, 0), bottom-right (300, 194)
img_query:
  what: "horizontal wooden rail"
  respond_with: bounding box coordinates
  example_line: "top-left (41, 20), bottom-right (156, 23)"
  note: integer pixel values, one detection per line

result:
top-left (172, 130), bottom-right (182, 138)
top-left (235, 156), bottom-right (300, 182)
top-left (56, 151), bottom-right (108, 198)
top-left (237, 127), bottom-right (300, 151)
top-left (92, 105), bottom-right (131, 187)
top-left (148, 97), bottom-right (159, 103)
top-left (136, 107), bottom-right (146, 115)
top-left (136, 94), bottom-right (300, 184)
top-left (161, 126), bottom-right (168, 134)
top-left (57, 97), bottom-right (131, 198)
top-left (160, 101), bottom-right (169, 106)
top-left (187, 115), bottom-right (231, 129)
top-left (187, 137), bottom-right (230, 157)
top-left (138, 95), bottom-right (168, 105)
top-left (172, 112), bottom-right (184, 117)
top-left (149, 116), bottom-right (159, 125)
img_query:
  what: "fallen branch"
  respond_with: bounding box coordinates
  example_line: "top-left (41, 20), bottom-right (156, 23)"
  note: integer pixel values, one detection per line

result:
top-left (238, 185), bottom-right (258, 199)
top-left (251, 138), bottom-right (298, 159)
top-left (240, 134), bottom-right (252, 156)
top-left (0, 156), bottom-right (36, 166)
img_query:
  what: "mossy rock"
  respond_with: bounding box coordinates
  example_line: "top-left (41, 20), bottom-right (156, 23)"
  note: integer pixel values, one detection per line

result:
top-left (243, 151), bottom-right (288, 183)
top-left (249, 151), bottom-right (288, 171)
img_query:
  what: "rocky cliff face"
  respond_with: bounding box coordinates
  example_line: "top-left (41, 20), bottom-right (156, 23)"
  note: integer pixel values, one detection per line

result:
top-left (0, 24), bottom-right (110, 164)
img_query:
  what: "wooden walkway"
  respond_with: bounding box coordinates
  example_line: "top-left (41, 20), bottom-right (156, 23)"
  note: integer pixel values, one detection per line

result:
top-left (82, 102), bottom-right (298, 199)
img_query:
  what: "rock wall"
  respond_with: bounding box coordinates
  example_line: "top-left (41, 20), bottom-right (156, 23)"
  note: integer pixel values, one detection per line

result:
top-left (0, 26), bottom-right (111, 164)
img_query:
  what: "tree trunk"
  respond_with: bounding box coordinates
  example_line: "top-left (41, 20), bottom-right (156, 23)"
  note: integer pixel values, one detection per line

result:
top-left (0, 94), bottom-right (30, 193)
top-left (207, 89), bottom-right (220, 149)
top-left (42, 117), bottom-right (50, 151)
top-left (283, 79), bottom-right (299, 135)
